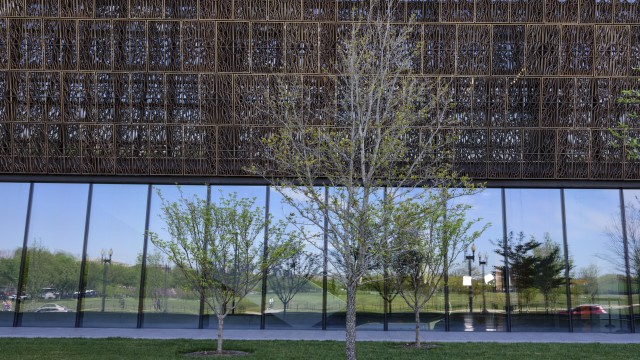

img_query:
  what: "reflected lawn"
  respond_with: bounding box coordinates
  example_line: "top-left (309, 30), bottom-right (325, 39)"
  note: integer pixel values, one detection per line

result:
top-left (0, 338), bottom-right (638, 360)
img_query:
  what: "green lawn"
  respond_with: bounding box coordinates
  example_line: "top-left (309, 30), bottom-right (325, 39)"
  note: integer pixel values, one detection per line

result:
top-left (0, 339), bottom-right (638, 360)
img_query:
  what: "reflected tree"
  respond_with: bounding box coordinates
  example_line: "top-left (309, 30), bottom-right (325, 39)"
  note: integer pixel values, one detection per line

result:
top-left (495, 232), bottom-right (565, 313)
top-left (268, 248), bottom-right (321, 316)
top-left (361, 271), bottom-right (399, 316)
top-left (603, 201), bottom-right (640, 299)
top-left (532, 234), bottom-right (565, 313)
top-left (390, 191), bottom-right (487, 346)
top-left (494, 231), bottom-right (540, 312)
top-left (150, 188), bottom-right (296, 354)
top-left (579, 264), bottom-right (600, 304)
top-left (142, 250), bottom-right (169, 311)
top-left (0, 248), bottom-right (21, 296)
top-left (51, 252), bottom-right (80, 298)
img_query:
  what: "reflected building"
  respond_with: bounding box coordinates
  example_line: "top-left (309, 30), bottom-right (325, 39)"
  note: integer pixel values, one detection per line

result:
top-left (0, 1), bottom-right (639, 334)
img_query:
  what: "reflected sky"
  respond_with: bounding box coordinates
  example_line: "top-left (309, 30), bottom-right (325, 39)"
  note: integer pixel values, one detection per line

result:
top-left (0, 183), bottom-right (29, 257)
top-left (28, 183), bottom-right (89, 259)
top-left (565, 189), bottom-right (621, 275)
top-left (88, 184), bottom-right (149, 265)
top-left (450, 188), bottom-right (503, 272)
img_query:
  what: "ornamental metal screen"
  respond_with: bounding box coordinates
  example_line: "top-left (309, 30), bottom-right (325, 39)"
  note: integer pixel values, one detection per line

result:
top-left (0, 1), bottom-right (639, 180)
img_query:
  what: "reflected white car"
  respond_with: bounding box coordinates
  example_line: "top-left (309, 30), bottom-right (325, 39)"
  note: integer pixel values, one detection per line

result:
top-left (35, 303), bottom-right (70, 313)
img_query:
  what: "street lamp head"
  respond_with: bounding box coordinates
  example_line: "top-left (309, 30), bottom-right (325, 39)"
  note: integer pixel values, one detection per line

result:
top-left (101, 248), bottom-right (113, 262)
top-left (471, 243), bottom-right (476, 254)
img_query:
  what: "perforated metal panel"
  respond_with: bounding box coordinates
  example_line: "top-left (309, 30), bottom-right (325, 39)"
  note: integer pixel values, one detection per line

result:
top-left (0, 1), bottom-right (639, 180)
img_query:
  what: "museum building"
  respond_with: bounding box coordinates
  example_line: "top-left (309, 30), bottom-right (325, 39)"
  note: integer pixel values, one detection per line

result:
top-left (1, 1), bottom-right (640, 333)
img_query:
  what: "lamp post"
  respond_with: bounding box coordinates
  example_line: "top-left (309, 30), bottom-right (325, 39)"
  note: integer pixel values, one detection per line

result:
top-left (101, 249), bottom-right (113, 312)
top-left (465, 243), bottom-right (476, 313)
top-left (479, 253), bottom-right (488, 314)
top-left (231, 231), bottom-right (238, 315)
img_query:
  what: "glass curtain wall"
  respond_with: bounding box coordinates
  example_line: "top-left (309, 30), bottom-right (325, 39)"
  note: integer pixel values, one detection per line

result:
top-left (81, 184), bottom-right (149, 328)
top-left (324, 187), bottom-right (348, 330)
top-left (0, 183), bottom-right (30, 326)
top-left (144, 185), bottom-right (206, 329)
top-left (448, 188), bottom-right (505, 331)
top-left (624, 190), bottom-right (640, 331)
top-left (504, 189), bottom-right (567, 332)
top-left (19, 184), bottom-right (88, 327)
top-left (4, 181), bottom-right (640, 333)
top-left (266, 187), bottom-right (324, 329)
top-left (565, 190), bottom-right (631, 333)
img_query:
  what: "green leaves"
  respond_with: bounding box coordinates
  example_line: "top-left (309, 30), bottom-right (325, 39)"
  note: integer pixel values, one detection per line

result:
top-left (149, 187), bottom-right (298, 319)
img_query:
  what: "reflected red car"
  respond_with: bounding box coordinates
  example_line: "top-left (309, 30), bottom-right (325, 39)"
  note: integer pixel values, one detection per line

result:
top-left (559, 304), bottom-right (607, 315)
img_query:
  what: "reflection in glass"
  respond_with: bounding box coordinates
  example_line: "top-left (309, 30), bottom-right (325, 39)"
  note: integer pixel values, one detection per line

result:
top-left (81, 184), bottom-right (148, 328)
top-left (623, 190), bottom-right (640, 331)
top-left (19, 184), bottom-right (88, 327)
top-left (0, 183), bottom-right (30, 327)
top-left (565, 190), bottom-right (630, 333)
top-left (266, 188), bottom-right (324, 329)
top-left (448, 189), bottom-right (505, 332)
top-left (144, 185), bottom-right (207, 328)
top-left (504, 189), bottom-right (567, 332)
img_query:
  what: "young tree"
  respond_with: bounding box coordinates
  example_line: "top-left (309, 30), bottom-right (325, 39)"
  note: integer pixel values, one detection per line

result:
top-left (268, 248), bottom-right (321, 316)
top-left (254, 1), bottom-right (471, 357)
top-left (390, 191), bottom-right (487, 347)
top-left (150, 189), bottom-right (296, 354)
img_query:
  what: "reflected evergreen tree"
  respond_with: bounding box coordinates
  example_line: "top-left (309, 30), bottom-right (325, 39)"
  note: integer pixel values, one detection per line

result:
top-left (494, 231), bottom-right (540, 312)
top-left (532, 234), bottom-right (565, 313)
top-left (495, 232), bottom-right (565, 313)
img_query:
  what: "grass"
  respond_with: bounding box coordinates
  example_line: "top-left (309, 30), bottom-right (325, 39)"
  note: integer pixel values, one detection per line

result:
top-left (0, 338), bottom-right (638, 360)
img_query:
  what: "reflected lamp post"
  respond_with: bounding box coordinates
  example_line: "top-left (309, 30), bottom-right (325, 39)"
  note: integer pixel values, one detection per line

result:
top-left (163, 263), bottom-right (169, 313)
top-left (465, 243), bottom-right (476, 313)
top-left (478, 253), bottom-right (488, 314)
top-left (101, 248), bottom-right (112, 312)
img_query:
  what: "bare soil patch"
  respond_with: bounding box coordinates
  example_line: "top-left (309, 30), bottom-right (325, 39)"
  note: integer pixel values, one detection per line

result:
top-left (184, 350), bottom-right (250, 357)
top-left (403, 343), bottom-right (439, 351)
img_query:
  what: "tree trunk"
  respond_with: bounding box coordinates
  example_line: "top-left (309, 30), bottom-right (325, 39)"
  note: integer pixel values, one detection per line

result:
top-left (217, 316), bottom-right (224, 354)
top-left (414, 308), bottom-right (421, 347)
top-left (345, 286), bottom-right (357, 360)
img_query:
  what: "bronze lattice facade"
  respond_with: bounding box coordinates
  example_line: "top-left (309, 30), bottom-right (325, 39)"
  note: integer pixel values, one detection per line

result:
top-left (1, 1), bottom-right (639, 180)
